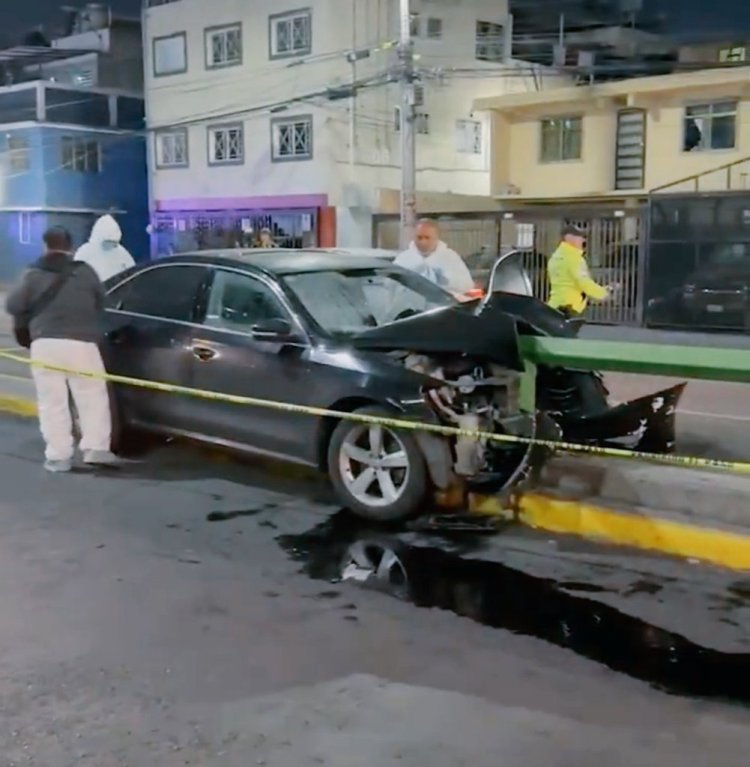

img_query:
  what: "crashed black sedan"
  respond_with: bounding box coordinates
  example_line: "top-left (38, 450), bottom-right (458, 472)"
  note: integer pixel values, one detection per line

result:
top-left (100, 249), bottom-right (681, 522)
top-left (101, 250), bottom-right (557, 521)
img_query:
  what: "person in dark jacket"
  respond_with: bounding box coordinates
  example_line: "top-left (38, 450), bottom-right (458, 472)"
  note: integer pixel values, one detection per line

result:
top-left (5, 226), bottom-right (117, 472)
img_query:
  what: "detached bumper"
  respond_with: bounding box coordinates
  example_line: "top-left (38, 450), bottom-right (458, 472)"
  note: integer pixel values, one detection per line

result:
top-left (554, 383), bottom-right (686, 454)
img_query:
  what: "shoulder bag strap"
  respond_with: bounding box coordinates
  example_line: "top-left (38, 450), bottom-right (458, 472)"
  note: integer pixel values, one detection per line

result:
top-left (28, 262), bottom-right (79, 319)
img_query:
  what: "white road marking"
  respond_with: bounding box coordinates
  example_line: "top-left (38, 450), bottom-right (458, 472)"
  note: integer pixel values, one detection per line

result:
top-left (678, 409), bottom-right (750, 422)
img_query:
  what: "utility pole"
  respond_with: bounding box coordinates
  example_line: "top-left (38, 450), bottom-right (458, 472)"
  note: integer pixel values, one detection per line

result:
top-left (397, 0), bottom-right (417, 249)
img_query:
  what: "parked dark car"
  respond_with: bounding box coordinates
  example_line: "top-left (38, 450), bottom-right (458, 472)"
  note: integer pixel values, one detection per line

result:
top-left (647, 243), bottom-right (750, 331)
top-left (101, 250), bottom-right (552, 522)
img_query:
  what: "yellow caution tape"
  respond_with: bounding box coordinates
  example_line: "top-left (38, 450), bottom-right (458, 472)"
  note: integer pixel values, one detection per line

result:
top-left (1, 348), bottom-right (749, 476)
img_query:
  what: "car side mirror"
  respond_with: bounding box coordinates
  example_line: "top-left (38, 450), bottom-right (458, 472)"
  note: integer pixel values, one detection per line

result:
top-left (250, 317), bottom-right (295, 341)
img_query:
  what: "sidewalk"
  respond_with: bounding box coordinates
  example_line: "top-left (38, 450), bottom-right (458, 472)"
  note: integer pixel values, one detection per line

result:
top-left (581, 323), bottom-right (750, 349)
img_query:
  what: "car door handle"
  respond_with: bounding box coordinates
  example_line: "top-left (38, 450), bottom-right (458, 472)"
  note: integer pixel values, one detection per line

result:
top-left (107, 327), bottom-right (130, 345)
top-left (192, 344), bottom-right (216, 362)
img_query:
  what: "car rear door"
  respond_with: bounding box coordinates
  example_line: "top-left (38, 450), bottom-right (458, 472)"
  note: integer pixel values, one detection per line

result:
top-left (102, 263), bottom-right (212, 430)
top-left (181, 267), bottom-right (317, 461)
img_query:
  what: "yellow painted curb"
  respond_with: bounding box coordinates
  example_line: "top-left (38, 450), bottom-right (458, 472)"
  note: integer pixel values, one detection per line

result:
top-left (470, 492), bottom-right (750, 571)
top-left (0, 394), bottom-right (37, 418)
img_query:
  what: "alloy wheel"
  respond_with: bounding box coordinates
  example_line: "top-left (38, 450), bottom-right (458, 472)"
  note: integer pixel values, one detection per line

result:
top-left (338, 424), bottom-right (410, 508)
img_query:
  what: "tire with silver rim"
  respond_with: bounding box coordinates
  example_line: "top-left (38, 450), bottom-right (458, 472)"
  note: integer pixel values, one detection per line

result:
top-left (340, 539), bottom-right (411, 600)
top-left (327, 405), bottom-right (429, 522)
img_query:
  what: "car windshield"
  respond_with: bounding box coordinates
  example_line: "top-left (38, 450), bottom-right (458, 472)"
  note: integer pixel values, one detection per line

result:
top-left (284, 267), bottom-right (456, 335)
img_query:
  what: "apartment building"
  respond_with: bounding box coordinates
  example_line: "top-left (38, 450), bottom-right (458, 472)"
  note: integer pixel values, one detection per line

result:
top-left (143, 0), bottom-right (562, 254)
top-left (474, 65), bottom-right (750, 204)
top-left (471, 65), bottom-right (750, 327)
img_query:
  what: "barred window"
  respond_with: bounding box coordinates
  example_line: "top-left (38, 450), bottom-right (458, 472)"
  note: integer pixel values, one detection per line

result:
top-left (61, 136), bottom-right (101, 172)
top-left (206, 24), bottom-right (242, 68)
top-left (270, 9), bottom-right (312, 58)
top-left (271, 116), bottom-right (313, 161)
top-left (475, 20), bottom-right (505, 63)
top-left (155, 129), bottom-right (188, 168)
top-left (208, 124), bottom-right (244, 164)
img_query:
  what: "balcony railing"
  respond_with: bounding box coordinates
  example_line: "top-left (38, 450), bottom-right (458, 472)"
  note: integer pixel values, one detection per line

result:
top-left (650, 155), bottom-right (750, 195)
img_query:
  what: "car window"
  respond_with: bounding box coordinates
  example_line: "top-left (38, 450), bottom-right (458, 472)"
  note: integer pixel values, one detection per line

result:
top-left (284, 268), bottom-right (455, 336)
top-left (106, 265), bottom-right (209, 322)
top-left (203, 270), bottom-right (289, 332)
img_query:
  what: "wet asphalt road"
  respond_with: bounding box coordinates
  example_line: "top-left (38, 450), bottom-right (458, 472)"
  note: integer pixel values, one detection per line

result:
top-left (0, 415), bottom-right (748, 765)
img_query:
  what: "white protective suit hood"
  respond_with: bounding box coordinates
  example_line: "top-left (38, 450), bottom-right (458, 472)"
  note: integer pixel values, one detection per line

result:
top-left (74, 214), bottom-right (135, 282)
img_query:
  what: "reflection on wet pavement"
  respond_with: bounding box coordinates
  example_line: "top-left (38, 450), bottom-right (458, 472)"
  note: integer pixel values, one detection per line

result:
top-left (277, 512), bottom-right (750, 704)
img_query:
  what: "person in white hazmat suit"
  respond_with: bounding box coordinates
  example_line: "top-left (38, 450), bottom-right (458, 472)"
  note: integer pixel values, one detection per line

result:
top-left (394, 218), bottom-right (475, 297)
top-left (74, 214), bottom-right (135, 282)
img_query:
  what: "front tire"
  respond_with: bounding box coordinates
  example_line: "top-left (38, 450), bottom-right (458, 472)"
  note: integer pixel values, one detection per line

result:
top-left (327, 406), bottom-right (429, 522)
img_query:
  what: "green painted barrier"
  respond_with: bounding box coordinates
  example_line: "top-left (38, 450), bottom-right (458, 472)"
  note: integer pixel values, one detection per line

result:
top-left (518, 336), bottom-right (750, 410)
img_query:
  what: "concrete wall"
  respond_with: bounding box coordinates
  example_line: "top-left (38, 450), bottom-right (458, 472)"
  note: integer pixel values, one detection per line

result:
top-left (501, 109), bottom-right (617, 198)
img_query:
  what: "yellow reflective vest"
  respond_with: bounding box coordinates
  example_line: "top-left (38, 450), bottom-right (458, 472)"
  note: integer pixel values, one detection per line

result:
top-left (547, 241), bottom-right (608, 314)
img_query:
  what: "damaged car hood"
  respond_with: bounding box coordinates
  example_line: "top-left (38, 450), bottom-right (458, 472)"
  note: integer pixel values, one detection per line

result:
top-left (350, 305), bottom-right (523, 370)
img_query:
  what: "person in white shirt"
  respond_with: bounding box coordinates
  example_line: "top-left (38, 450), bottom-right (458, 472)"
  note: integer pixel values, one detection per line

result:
top-left (394, 219), bottom-right (475, 297)
top-left (74, 214), bottom-right (135, 283)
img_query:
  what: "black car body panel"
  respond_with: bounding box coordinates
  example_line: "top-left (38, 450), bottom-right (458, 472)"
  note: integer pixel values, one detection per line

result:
top-left (351, 305), bottom-right (523, 371)
top-left (479, 292), bottom-right (579, 338)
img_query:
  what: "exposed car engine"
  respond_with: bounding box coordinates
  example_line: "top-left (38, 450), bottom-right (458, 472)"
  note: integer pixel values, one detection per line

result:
top-left (402, 354), bottom-right (529, 480)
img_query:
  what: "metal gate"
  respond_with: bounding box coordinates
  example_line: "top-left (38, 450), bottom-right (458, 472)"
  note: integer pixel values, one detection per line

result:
top-left (373, 214), bottom-right (500, 259)
top-left (373, 210), bottom-right (644, 326)
top-left (498, 211), bottom-right (644, 325)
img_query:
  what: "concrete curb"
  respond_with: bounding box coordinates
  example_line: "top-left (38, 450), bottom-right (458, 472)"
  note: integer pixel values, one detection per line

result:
top-left (1, 388), bottom-right (748, 571)
top-left (471, 455), bottom-right (750, 571)
top-left (470, 493), bottom-right (750, 572)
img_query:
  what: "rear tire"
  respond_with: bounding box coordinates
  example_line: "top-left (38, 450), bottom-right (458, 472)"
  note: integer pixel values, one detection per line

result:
top-left (327, 405), bottom-right (429, 522)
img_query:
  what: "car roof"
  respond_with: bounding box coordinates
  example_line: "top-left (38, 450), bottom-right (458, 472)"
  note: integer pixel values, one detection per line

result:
top-left (154, 248), bottom-right (392, 275)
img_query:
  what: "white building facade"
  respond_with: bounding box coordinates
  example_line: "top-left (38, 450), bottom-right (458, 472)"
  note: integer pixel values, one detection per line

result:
top-left (143, 0), bottom-right (560, 253)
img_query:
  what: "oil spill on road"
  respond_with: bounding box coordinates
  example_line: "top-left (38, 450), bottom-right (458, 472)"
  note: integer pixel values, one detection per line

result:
top-left (278, 512), bottom-right (750, 704)
top-left (206, 504), bottom-right (279, 522)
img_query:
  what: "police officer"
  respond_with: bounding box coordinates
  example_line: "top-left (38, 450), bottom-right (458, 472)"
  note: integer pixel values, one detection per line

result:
top-left (547, 224), bottom-right (612, 317)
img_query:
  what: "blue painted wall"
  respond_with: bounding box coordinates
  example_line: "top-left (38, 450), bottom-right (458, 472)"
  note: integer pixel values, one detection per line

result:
top-left (0, 210), bottom-right (100, 280)
top-left (0, 127), bottom-right (45, 208)
top-left (0, 122), bottom-right (148, 281)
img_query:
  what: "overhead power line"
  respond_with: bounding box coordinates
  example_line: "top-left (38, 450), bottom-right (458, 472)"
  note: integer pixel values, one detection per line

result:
top-left (149, 70), bottom-right (396, 132)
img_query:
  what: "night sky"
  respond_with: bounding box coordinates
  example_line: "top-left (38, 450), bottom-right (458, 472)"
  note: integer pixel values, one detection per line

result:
top-left (1, 0), bottom-right (749, 45)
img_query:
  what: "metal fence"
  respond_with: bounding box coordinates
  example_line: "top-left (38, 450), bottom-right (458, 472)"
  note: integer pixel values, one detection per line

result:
top-left (373, 210), bottom-right (644, 326)
top-left (373, 214), bottom-right (501, 260)
top-left (516, 213), bottom-right (643, 326)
